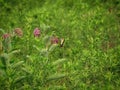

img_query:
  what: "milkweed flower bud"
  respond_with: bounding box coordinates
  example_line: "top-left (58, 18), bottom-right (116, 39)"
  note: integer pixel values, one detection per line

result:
top-left (51, 36), bottom-right (59, 44)
top-left (2, 33), bottom-right (11, 39)
top-left (14, 28), bottom-right (23, 37)
top-left (33, 28), bottom-right (41, 37)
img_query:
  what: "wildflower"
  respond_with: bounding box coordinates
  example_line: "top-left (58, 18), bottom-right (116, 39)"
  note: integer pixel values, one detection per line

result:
top-left (14, 28), bottom-right (23, 37)
top-left (2, 33), bottom-right (10, 39)
top-left (51, 36), bottom-right (59, 44)
top-left (33, 28), bottom-right (41, 37)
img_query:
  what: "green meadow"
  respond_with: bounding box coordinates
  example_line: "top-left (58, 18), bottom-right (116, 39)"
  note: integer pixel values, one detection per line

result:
top-left (0, 0), bottom-right (120, 90)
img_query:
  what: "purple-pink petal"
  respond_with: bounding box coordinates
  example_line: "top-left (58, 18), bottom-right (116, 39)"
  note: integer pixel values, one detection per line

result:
top-left (51, 37), bottom-right (59, 44)
top-left (34, 28), bottom-right (41, 37)
top-left (2, 33), bottom-right (11, 39)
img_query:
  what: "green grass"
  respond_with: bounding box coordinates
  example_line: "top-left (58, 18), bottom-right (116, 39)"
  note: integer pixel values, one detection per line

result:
top-left (0, 0), bottom-right (120, 90)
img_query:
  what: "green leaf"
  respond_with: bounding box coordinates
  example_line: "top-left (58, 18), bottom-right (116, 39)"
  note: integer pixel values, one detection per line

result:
top-left (43, 35), bottom-right (50, 43)
top-left (33, 45), bottom-right (40, 51)
top-left (13, 76), bottom-right (26, 84)
top-left (0, 42), bottom-right (3, 55)
top-left (47, 73), bottom-right (67, 81)
top-left (48, 44), bottom-right (58, 52)
top-left (0, 28), bottom-right (5, 34)
top-left (0, 53), bottom-right (9, 66)
top-left (9, 49), bottom-right (20, 55)
top-left (8, 49), bottom-right (20, 58)
top-left (21, 67), bottom-right (32, 74)
top-left (11, 61), bottom-right (24, 69)
top-left (40, 49), bottom-right (48, 56)
top-left (48, 85), bottom-right (66, 90)
top-left (26, 55), bottom-right (33, 62)
top-left (0, 68), bottom-right (6, 76)
top-left (52, 58), bottom-right (67, 66)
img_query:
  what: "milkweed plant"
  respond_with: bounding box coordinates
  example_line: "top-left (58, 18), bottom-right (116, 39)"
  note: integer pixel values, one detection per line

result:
top-left (0, 0), bottom-right (120, 90)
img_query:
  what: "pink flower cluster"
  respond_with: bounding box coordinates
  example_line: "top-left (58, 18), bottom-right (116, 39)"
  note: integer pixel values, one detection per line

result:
top-left (51, 37), bottom-right (59, 44)
top-left (2, 28), bottom-right (41, 39)
top-left (33, 28), bottom-right (41, 37)
top-left (2, 27), bottom-right (63, 46)
top-left (14, 28), bottom-right (23, 37)
top-left (2, 33), bottom-right (11, 39)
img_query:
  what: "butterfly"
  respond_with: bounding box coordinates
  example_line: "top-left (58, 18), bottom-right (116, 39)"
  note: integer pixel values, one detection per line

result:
top-left (60, 38), bottom-right (65, 47)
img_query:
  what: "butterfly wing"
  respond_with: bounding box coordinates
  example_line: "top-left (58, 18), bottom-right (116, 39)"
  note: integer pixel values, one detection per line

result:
top-left (60, 38), bottom-right (65, 47)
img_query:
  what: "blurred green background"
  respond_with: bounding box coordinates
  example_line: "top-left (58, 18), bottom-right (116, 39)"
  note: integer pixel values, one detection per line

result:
top-left (0, 0), bottom-right (120, 90)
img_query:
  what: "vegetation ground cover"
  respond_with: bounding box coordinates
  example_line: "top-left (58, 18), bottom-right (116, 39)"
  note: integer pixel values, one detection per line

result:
top-left (0, 0), bottom-right (120, 90)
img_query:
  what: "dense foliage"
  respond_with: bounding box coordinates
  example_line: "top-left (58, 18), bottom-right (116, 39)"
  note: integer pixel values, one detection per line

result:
top-left (0, 0), bottom-right (120, 89)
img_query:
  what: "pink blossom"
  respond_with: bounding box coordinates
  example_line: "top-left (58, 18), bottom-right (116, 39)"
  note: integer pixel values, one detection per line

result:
top-left (2, 33), bottom-right (10, 39)
top-left (51, 37), bottom-right (59, 44)
top-left (14, 28), bottom-right (23, 37)
top-left (33, 28), bottom-right (41, 37)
